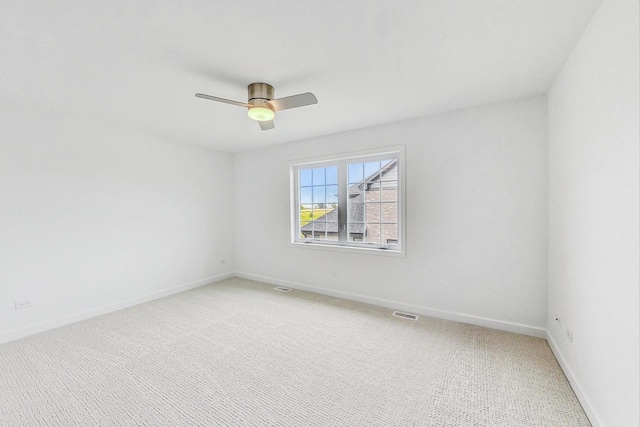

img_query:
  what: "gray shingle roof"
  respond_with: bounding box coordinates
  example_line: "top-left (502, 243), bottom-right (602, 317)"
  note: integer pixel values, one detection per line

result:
top-left (300, 198), bottom-right (364, 234)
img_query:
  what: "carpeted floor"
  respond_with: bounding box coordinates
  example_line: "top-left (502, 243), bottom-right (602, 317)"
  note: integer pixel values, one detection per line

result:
top-left (0, 278), bottom-right (590, 426)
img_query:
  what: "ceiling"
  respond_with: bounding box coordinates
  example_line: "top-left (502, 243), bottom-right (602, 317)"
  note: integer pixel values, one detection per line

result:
top-left (1, 1), bottom-right (602, 153)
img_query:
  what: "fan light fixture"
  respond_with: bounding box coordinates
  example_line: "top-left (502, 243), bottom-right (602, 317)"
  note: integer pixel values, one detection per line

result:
top-left (247, 106), bottom-right (275, 121)
top-left (195, 82), bottom-right (317, 131)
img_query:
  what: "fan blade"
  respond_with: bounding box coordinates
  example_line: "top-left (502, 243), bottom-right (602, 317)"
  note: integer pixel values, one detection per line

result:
top-left (259, 120), bottom-right (275, 131)
top-left (195, 93), bottom-right (250, 108)
top-left (268, 92), bottom-right (317, 111)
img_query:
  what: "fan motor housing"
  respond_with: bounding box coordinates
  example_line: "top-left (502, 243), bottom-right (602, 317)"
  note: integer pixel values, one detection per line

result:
top-left (248, 82), bottom-right (274, 102)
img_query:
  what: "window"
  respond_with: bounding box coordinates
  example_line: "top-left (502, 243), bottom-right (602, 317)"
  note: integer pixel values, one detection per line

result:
top-left (291, 147), bottom-right (404, 254)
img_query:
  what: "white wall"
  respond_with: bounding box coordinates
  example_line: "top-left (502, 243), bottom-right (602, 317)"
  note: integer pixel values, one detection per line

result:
top-left (234, 95), bottom-right (548, 334)
top-left (547, 0), bottom-right (640, 425)
top-left (0, 104), bottom-right (235, 342)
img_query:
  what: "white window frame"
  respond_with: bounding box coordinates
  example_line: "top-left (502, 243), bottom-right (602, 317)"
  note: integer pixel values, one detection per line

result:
top-left (289, 146), bottom-right (405, 257)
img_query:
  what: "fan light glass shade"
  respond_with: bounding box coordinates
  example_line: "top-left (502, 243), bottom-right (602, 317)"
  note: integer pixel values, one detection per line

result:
top-left (247, 106), bottom-right (275, 121)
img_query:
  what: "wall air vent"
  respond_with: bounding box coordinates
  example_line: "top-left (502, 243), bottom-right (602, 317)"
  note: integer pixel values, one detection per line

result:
top-left (392, 311), bottom-right (419, 320)
top-left (273, 286), bottom-right (292, 292)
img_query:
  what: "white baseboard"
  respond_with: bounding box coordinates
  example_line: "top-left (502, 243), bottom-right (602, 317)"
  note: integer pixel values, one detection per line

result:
top-left (234, 272), bottom-right (547, 339)
top-left (0, 272), bottom-right (234, 345)
top-left (546, 332), bottom-right (603, 427)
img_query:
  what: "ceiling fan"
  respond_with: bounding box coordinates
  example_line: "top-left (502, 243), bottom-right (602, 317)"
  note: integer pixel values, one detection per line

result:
top-left (195, 83), bottom-right (317, 131)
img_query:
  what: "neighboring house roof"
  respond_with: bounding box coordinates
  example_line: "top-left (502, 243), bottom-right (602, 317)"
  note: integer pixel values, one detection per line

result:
top-left (300, 205), bottom-right (363, 234)
top-left (300, 159), bottom-right (397, 235)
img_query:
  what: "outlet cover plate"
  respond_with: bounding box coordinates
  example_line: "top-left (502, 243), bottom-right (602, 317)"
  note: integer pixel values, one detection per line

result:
top-left (15, 300), bottom-right (33, 310)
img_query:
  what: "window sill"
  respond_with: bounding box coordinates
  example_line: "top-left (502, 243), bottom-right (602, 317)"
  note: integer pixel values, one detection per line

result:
top-left (290, 241), bottom-right (406, 257)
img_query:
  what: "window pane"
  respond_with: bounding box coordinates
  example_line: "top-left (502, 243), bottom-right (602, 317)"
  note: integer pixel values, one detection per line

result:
top-left (326, 185), bottom-right (338, 204)
top-left (325, 222), bottom-right (339, 240)
top-left (314, 209), bottom-right (329, 221)
top-left (348, 163), bottom-right (364, 184)
top-left (348, 223), bottom-right (364, 241)
top-left (312, 220), bottom-right (323, 236)
top-left (312, 167), bottom-right (325, 185)
top-left (380, 180), bottom-right (397, 189)
top-left (326, 166), bottom-right (338, 185)
top-left (300, 169), bottom-right (312, 187)
top-left (365, 203), bottom-right (381, 222)
top-left (381, 160), bottom-right (398, 181)
top-left (365, 224), bottom-right (381, 243)
top-left (365, 188), bottom-right (380, 202)
top-left (382, 224), bottom-right (398, 243)
top-left (348, 186), bottom-right (364, 202)
top-left (300, 207), bottom-right (314, 227)
top-left (364, 161), bottom-right (381, 179)
top-left (312, 230), bottom-right (327, 240)
top-left (381, 186), bottom-right (397, 202)
top-left (347, 203), bottom-right (364, 224)
top-left (312, 220), bottom-right (337, 241)
top-left (300, 187), bottom-right (312, 205)
top-left (312, 186), bottom-right (325, 204)
top-left (381, 202), bottom-right (398, 223)
top-left (302, 210), bottom-right (329, 240)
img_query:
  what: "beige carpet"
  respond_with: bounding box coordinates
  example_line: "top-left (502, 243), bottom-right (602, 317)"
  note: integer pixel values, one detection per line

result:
top-left (0, 278), bottom-right (590, 426)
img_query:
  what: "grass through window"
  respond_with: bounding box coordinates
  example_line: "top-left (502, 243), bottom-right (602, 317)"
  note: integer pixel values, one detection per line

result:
top-left (300, 208), bottom-right (334, 226)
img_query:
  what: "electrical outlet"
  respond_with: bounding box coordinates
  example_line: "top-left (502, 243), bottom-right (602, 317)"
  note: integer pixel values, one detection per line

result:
top-left (15, 300), bottom-right (32, 310)
top-left (566, 328), bottom-right (573, 343)
top-left (331, 272), bottom-right (339, 278)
